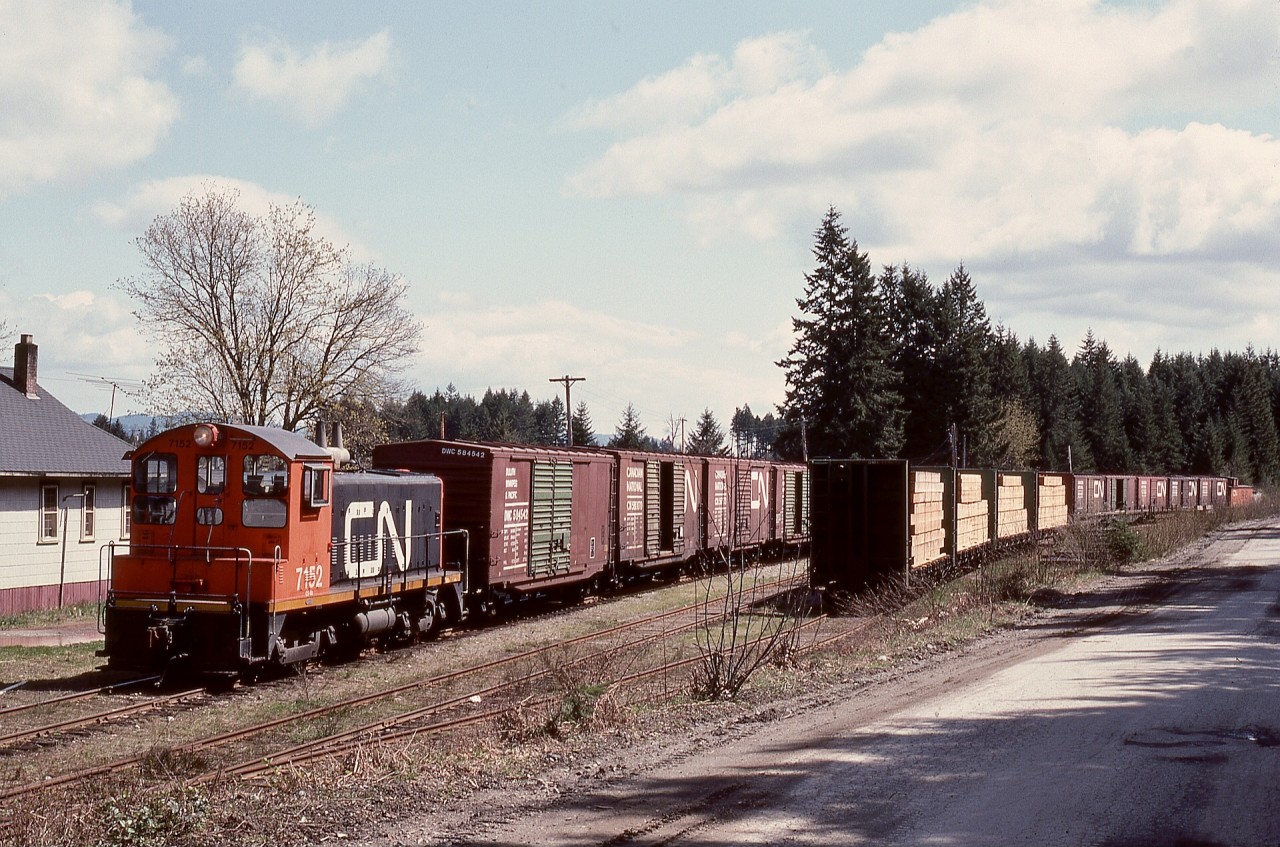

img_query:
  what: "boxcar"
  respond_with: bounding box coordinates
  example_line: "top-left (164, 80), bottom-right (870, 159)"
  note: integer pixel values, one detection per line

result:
top-left (604, 449), bottom-right (702, 571)
top-left (1073, 474), bottom-right (1111, 516)
top-left (371, 439), bottom-right (614, 605)
top-left (1171, 476), bottom-right (1200, 510)
top-left (1135, 476), bottom-right (1169, 511)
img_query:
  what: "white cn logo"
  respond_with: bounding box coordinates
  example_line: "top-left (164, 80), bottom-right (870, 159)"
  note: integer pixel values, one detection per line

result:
top-left (343, 500), bottom-right (413, 578)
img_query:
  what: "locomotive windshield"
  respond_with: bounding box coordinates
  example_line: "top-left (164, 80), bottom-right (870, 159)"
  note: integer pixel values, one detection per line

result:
top-left (132, 452), bottom-right (178, 525)
top-left (134, 452), bottom-right (177, 493)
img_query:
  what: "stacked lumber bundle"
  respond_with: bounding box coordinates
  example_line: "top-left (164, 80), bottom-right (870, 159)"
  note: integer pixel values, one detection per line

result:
top-left (909, 470), bottom-right (946, 567)
top-left (1038, 474), bottom-right (1069, 529)
top-left (996, 473), bottom-right (1029, 538)
top-left (956, 471), bottom-right (989, 552)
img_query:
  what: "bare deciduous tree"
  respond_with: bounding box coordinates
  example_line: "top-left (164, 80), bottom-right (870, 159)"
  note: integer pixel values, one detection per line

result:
top-left (119, 185), bottom-right (421, 429)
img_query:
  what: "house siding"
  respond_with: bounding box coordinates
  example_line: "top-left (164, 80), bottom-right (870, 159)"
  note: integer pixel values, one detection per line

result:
top-left (0, 477), bottom-right (127, 614)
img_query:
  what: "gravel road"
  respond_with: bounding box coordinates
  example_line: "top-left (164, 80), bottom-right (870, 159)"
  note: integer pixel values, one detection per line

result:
top-left (391, 520), bottom-right (1280, 847)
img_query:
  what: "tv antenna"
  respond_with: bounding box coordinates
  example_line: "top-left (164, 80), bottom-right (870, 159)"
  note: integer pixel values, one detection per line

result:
top-left (69, 372), bottom-right (146, 420)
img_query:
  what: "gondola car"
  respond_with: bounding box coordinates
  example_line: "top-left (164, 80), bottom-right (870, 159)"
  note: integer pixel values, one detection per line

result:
top-left (102, 423), bottom-right (464, 675)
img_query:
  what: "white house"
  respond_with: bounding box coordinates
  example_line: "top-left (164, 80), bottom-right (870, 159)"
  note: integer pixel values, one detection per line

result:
top-left (0, 334), bottom-right (132, 614)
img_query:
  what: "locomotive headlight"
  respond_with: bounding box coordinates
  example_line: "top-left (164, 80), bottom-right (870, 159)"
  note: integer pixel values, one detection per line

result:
top-left (193, 424), bottom-right (220, 448)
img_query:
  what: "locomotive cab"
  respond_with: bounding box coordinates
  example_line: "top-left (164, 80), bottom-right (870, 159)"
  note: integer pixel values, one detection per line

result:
top-left (102, 423), bottom-right (463, 677)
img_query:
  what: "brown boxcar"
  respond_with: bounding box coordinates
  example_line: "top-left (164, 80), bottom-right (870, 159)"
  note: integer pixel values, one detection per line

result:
top-left (1072, 474), bottom-right (1111, 516)
top-left (690, 456), bottom-right (783, 553)
top-left (1109, 476), bottom-right (1138, 511)
top-left (371, 440), bottom-right (614, 603)
top-left (1200, 477), bottom-right (1229, 509)
top-left (1135, 476), bottom-right (1170, 511)
top-left (605, 449), bottom-right (702, 570)
top-left (770, 461), bottom-right (810, 547)
top-left (1171, 476), bottom-right (1200, 510)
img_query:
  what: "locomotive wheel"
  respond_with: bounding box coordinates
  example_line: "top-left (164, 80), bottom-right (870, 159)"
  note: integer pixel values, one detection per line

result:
top-left (416, 602), bottom-right (441, 640)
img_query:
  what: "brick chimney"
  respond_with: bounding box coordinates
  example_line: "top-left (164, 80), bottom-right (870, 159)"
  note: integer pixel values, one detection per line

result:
top-left (13, 334), bottom-right (38, 398)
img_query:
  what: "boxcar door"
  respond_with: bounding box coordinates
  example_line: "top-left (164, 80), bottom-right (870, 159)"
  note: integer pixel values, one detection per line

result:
top-left (644, 459), bottom-right (660, 556)
top-left (529, 461), bottom-right (573, 576)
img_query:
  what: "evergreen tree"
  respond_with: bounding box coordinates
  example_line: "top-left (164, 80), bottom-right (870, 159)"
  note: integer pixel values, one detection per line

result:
top-left (1073, 331), bottom-right (1129, 471)
top-left (1144, 360), bottom-right (1185, 473)
top-left (1117, 355), bottom-right (1156, 471)
top-left (91, 414), bottom-right (129, 440)
top-left (686, 408), bottom-right (730, 456)
top-left (881, 262), bottom-right (940, 459)
top-left (571, 401), bottom-right (595, 447)
top-left (531, 397), bottom-right (568, 446)
top-left (934, 264), bottom-right (997, 462)
top-left (988, 325), bottom-right (1031, 405)
top-left (1027, 336), bottom-right (1090, 471)
top-left (1225, 349), bottom-right (1280, 483)
top-left (608, 403), bottom-right (648, 449)
top-left (778, 207), bottom-right (903, 459)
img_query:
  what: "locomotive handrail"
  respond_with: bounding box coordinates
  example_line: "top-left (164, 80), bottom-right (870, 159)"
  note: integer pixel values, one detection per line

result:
top-left (109, 543), bottom-right (256, 608)
top-left (97, 541), bottom-right (115, 635)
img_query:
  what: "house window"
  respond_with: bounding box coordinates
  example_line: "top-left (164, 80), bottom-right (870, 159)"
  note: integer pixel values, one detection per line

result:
top-left (81, 485), bottom-right (96, 541)
top-left (121, 484), bottom-right (131, 539)
top-left (39, 484), bottom-right (59, 543)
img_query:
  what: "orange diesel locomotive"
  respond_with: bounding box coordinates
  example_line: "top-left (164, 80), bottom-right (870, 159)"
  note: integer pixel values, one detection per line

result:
top-left (102, 423), bottom-right (464, 676)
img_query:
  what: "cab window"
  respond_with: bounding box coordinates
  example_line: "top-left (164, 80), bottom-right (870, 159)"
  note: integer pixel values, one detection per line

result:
top-left (134, 496), bottom-right (177, 525)
top-left (302, 464), bottom-right (331, 507)
top-left (243, 455), bottom-right (288, 497)
top-left (197, 455), bottom-right (226, 494)
top-left (242, 454), bottom-right (288, 528)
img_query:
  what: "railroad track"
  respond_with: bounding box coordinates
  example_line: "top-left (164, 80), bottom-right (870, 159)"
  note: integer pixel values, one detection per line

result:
top-left (0, 565), bottom-right (809, 801)
top-left (0, 685), bottom-right (209, 751)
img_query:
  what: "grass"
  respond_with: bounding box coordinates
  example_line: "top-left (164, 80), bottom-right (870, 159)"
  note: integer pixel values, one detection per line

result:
top-left (0, 600), bottom-right (100, 631)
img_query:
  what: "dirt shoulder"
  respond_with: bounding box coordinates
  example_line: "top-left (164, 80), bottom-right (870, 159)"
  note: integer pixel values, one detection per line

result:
top-left (357, 521), bottom-right (1259, 847)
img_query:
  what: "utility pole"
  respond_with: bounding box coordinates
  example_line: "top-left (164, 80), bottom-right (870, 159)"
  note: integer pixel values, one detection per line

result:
top-left (549, 374), bottom-right (585, 446)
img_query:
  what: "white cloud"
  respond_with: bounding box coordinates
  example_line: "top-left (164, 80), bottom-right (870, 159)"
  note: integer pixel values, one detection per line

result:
top-left (564, 0), bottom-right (1280, 363)
top-left (565, 31), bottom-right (824, 134)
top-left (415, 296), bottom-right (781, 435)
top-left (0, 287), bottom-right (150, 412)
top-left (0, 0), bottom-right (177, 198)
top-left (566, 0), bottom-right (1280, 264)
top-left (232, 30), bottom-right (392, 126)
top-left (93, 175), bottom-right (378, 260)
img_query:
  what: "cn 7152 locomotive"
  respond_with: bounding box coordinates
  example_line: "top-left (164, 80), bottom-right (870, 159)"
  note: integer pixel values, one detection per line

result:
top-left (102, 423), bottom-right (464, 676)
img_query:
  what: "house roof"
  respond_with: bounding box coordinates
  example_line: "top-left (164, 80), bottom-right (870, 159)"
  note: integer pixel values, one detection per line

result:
top-left (0, 366), bottom-right (131, 478)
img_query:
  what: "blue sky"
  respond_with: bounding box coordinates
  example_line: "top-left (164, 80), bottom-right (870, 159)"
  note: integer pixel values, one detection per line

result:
top-left (2, 0), bottom-right (1278, 441)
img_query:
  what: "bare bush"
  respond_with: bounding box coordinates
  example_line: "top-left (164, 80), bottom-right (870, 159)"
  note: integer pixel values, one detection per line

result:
top-left (691, 555), bottom-right (815, 700)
